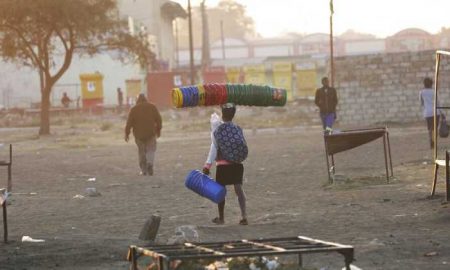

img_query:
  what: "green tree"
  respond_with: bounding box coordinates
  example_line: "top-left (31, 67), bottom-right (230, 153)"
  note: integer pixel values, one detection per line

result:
top-left (176, 0), bottom-right (255, 49)
top-left (0, 0), bottom-right (154, 135)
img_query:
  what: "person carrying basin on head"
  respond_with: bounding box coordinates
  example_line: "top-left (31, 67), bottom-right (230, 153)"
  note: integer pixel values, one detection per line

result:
top-left (203, 103), bottom-right (249, 225)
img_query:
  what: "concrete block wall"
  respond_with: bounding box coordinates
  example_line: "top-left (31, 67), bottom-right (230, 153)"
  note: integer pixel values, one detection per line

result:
top-left (334, 50), bottom-right (450, 125)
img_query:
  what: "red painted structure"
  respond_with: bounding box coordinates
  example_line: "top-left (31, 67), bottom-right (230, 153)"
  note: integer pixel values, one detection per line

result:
top-left (147, 71), bottom-right (189, 108)
top-left (202, 66), bottom-right (226, 83)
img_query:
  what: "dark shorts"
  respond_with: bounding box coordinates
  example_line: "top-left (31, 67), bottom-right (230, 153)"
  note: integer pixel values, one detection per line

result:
top-left (216, 164), bottom-right (244, 186)
top-left (426, 116), bottom-right (440, 131)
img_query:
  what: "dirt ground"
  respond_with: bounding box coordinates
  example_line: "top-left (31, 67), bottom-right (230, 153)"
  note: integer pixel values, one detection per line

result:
top-left (0, 111), bottom-right (449, 270)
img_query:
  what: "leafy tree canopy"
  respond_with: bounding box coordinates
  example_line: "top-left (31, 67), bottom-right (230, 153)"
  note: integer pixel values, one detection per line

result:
top-left (0, 0), bottom-right (154, 135)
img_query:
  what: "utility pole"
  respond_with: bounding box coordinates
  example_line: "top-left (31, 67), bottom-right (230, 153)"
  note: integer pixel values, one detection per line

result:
top-left (174, 20), bottom-right (179, 68)
top-left (220, 20), bottom-right (226, 59)
top-left (188, 0), bottom-right (195, 84)
top-left (201, 0), bottom-right (211, 70)
top-left (329, 0), bottom-right (335, 87)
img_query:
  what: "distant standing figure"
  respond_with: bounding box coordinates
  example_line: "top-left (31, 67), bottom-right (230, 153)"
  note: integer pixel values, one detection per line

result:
top-left (61, 92), bottom-right (71, 108)
top-left (117, 87), bottom-right (124, 108)
top-left (420, 77), bottom-right (440, 148)
top-left (315, 77), bottom-right (338, 133)
top-left (125, 94), bottom-right (162, 176)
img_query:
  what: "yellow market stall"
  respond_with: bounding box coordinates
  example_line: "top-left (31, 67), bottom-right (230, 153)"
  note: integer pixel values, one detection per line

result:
top-left (243, 65), bottom-right (267, 85)
top-left (272, 62), bottom-right (293, 101)
top-left (79, 73), bottom-right (104, 109)
top-left (226, 67), bottom-right (241, 83)
top-left (125, 79), bottom-right (141, 105)
top-left (296, 67), bottom-right (318, 98)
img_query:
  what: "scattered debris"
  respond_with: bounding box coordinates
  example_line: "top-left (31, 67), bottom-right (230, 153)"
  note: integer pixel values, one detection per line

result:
top-left (22, 236), bottom-right (45, 243)
top-left (342, 265), bottom-right (363, 270)
top-left (368, 238), bottom-right (385, 246)
top-left (87, 177), bottom-right (96, 182)
top-left (167, 225), bottom-right (199, 245)
top-left (85, 187), bottom-right (101, 197)
top-left (72, 194), bottom-right (85, 199)
top-left (107, 183), bottom-right (128, 188)
top-left (424, 251), bottom-right (439, 257)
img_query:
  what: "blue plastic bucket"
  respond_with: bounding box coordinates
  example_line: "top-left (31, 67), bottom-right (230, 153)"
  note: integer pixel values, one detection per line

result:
top-left (185, 170), bottom-right (226, 204)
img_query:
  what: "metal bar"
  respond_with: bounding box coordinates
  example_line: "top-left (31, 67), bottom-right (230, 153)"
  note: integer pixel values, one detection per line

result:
top-left (324, 135), bottom-right (332, 183)
top-left (242, 239), bottom-right (286, 252)
top-left (169, 247), bottom-right (353, 260)
top-left (329, 2), bottom-right (335, 87)
top-left (447, 151), bottom-right (450, 202)
top-left (386, 130), bottom-right (394, 177)
top-left (432, 164), bottom-right (439, 197)
top-left (297, 236), bottom-right (353, 249)
top-left (333, 127), bottom-right (386, 133)
top-left (2, 200), bottom-right (7, 243)
top-left (331, 154), bottom-right (335, 175)
top-left (436, 50), bottom-right (450, 56)
top-left (298, 253), bottom-right (303, 268)
top-left (184, 242), bottom-right (225, 255)
top-left (436, 106), bottom-right (450, 109)
top-left (434, 52), bottom-right (441, 167)
top-left (7, 144), bottom-right (11, 192)
top-left (431, 51), bottom-right (441, 197)
top-left (383, 135), bottom-right (389, 183)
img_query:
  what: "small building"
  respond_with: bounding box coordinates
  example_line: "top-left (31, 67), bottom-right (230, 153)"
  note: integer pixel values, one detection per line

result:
top-left (386, 28), bottom-right (434, 53)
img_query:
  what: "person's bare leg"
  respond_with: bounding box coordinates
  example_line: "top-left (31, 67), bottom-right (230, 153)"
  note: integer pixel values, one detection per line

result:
top-left (234, 184), bottom-right (247, 224)
top-left (212, 200), bottom-right (225, 224)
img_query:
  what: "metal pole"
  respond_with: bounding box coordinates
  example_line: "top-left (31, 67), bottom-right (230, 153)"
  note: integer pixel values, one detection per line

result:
top-left (431, 53), bottom-right (441, 196)
top-left (220, 20), bottom-right (226, 59)
top-left (2, 201), bottom-right (7, 243)
top-left (188, 0), bottom-right (195, 84)
top-left (386, 130), bottom-right (393, 177)
top-left (383, 135), bottom-right (389, 183)
top-left (329, 10), bottom-right (335, 87)
top-left (446, 150), bottom-right (449, 202)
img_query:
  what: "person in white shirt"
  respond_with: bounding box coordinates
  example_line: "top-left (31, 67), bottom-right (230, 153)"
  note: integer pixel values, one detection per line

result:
top-left (420, 77), bottom-right (440, 148)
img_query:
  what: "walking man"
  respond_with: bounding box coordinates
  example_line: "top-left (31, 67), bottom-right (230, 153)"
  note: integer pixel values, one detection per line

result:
top-left (125, 94), bottom-right (162, 176)
top-left (315, 77), bottom-right (338, 133)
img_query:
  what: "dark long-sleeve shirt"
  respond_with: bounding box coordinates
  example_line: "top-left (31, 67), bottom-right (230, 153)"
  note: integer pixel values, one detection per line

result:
top-left (315, 86), bottom-right (338, 114)
top-left (125, 102), bottom-right (162, 140)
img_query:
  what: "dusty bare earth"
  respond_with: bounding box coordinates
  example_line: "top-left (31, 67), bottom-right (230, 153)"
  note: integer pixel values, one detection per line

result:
top-left (0, 109), bottom-right (449, 270)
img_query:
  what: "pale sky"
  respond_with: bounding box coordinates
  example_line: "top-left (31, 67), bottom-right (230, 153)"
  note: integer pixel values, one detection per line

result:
top-left (174, 0), bottom-right (450, 38)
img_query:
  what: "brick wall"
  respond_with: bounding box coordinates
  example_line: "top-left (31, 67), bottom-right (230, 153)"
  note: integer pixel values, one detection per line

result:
top-left (334, 50), bottom-right (450, 125)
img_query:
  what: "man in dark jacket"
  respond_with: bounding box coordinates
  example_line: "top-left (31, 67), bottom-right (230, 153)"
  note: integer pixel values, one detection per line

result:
top-left (125, 94), bottom-right (162, 176)
top-left (315, 77), bottom-right (338, 132)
